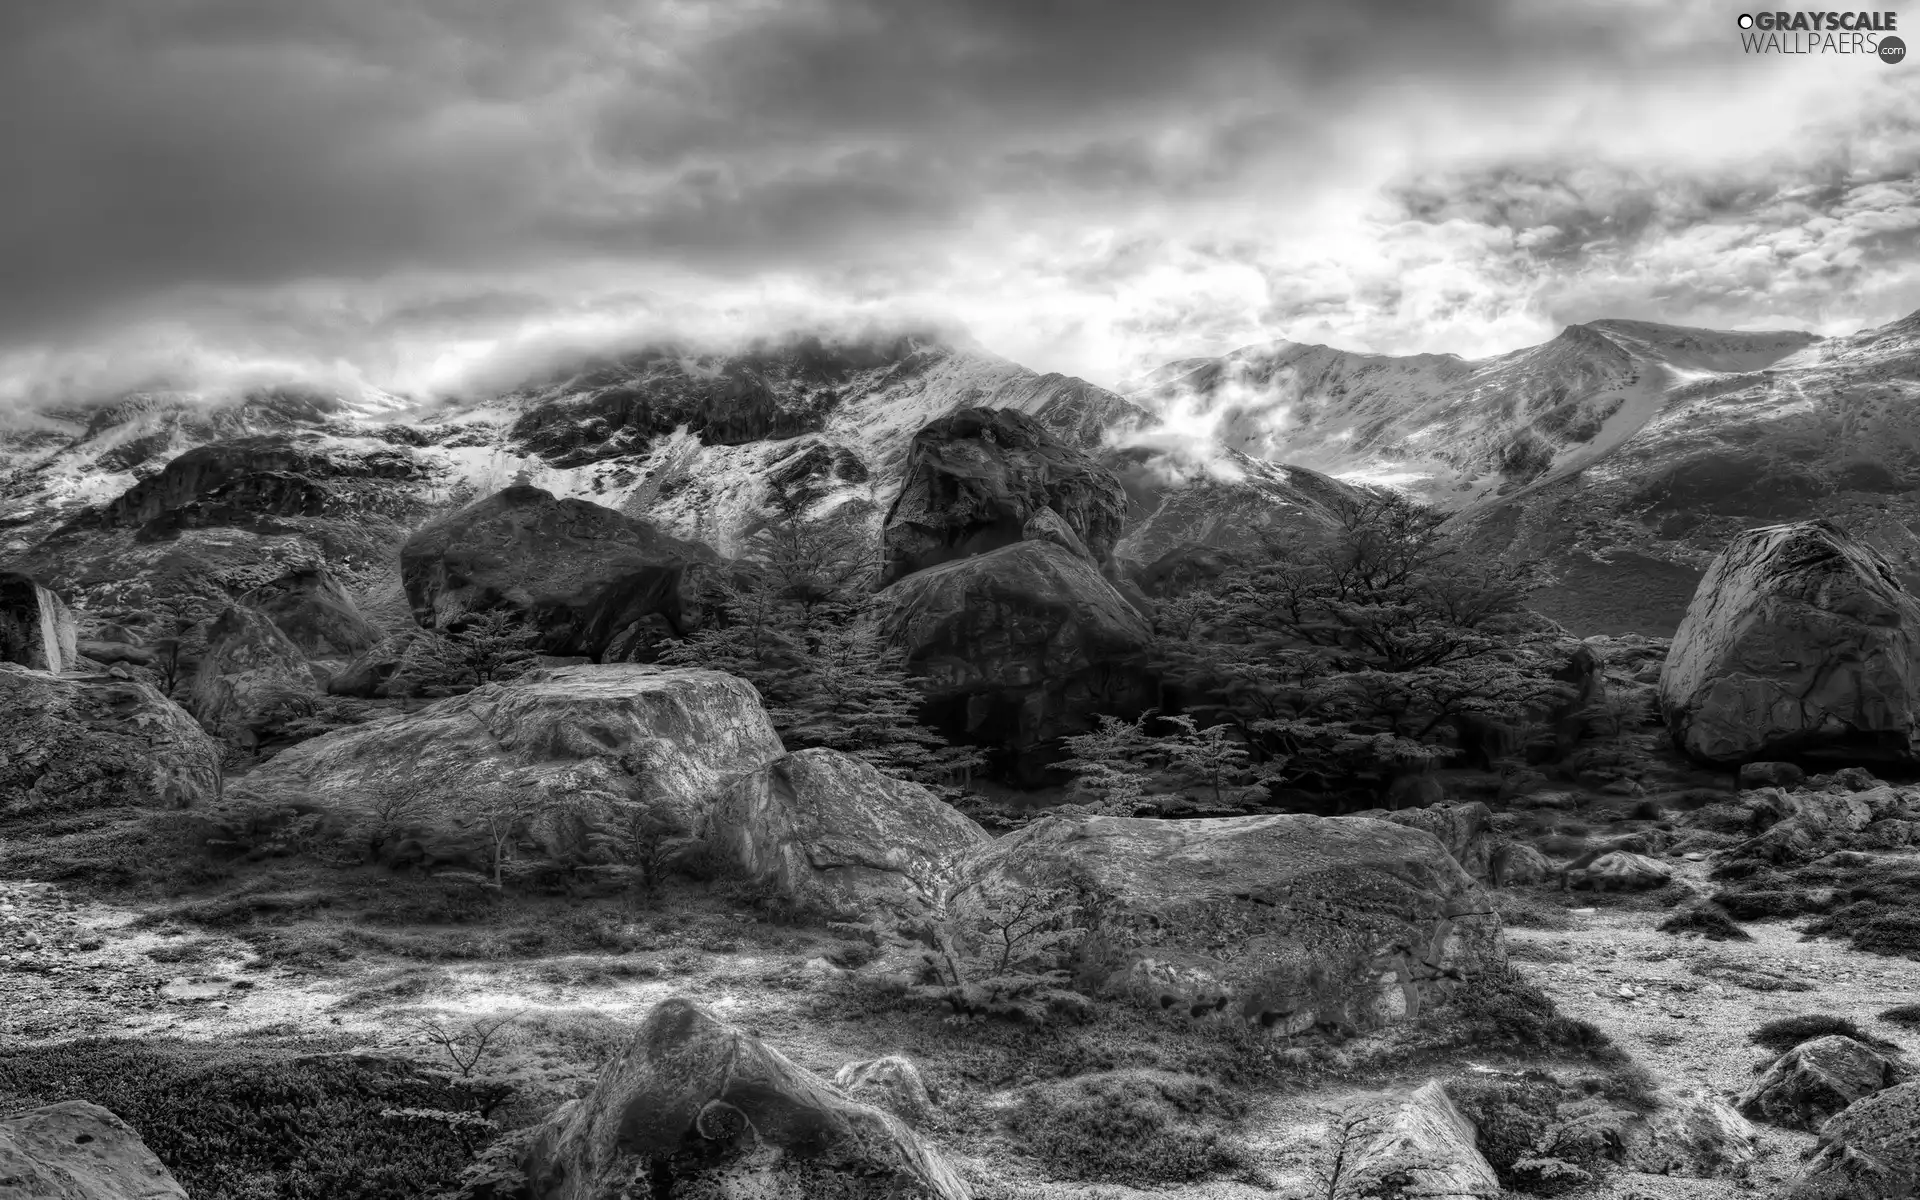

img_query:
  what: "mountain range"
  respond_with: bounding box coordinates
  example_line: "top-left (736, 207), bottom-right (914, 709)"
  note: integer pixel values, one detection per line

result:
top-left (5, 308), bottom-right (1919, 638)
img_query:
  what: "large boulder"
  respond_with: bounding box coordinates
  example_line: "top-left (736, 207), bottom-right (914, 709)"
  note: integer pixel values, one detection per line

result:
top-left (0, 1100), bottom-right (188, 1200)
top-left (523, 997), bottom-right (970, 1200)
top-left (881, 407), bottom-right (1126, 585)
top-left (1793, 1079), bottom-right (1920, 1199)
top-left (227, 664), bottom-right (783, 831)
top-left (237, 566), bottom-right (379, 658)
top-left (877, 539), bottom-right (1155, 761)
top-left (1340, 1081), bottom-right (1501, 1200)
top-left (951, 812), bottom-right (1500, 1033)
top-left (1626, 1087), bottom-right (1760, 1179)
top-left (1737, 1035), bottom-right (1902, 1131)
top-left (1659, 521), bottom-right (1920, 765)
top-left (0, 574), bottom-right (77, 674)
top-left (0, 663), bottom-right (221, 813)
top-left (703, 748), bottom-right (990, 920)
top-left (400, 483), bottom-right (715, 660)
top-left (185, 605), bottom-right (315, 739)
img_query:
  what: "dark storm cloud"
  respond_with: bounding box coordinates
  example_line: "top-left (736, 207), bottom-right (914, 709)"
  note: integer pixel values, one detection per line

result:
top-left (0, 0), bottom-right (1914, 394)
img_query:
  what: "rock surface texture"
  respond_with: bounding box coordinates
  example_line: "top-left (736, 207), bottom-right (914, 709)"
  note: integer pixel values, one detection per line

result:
top-left (1659, 521), bottom-right (1920, 765)
top-left (0, 573), bottom-right (77, 674)
top-left (523, 996), bottom-right (971, 1200)
top-left (881, 406), bottom-right (1126, 584)
top-left (1344, 1080), bottom-right (1502, 1199)
top-left (703, 748), bottom-right (989, 920)
top-left (1793, 1079), bottom-right (1920, 1199)
top-left (185, 605), bottom-right (314, 737)
top-left (1736, 1034), bottom-right (1902, 1131)
top-left (877, 539), bottom-right (1154, 759)
top-left (0, 663), bottom-right (221, 812)
top-left (237, 566), bottom-right (379, 658)
top-left (228, 664), bottom-right (783, 827)
top-left (400, 483), bottom-right (715, 660)
top-left (952, 812), bottom-right (1500, 1033)
top-left (0, 1100), bottom-right (189, 1200)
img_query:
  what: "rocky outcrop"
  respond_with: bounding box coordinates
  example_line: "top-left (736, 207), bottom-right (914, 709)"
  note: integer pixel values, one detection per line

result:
top-left (522, 997), bottom-right (970, 1200)
top-left (951, 811), bottom-right (1499, 1032)
top-left (0, 574), bottom-right (77, 675)
top-left (400, 484), bottom-right (715, 660)
top-left (0, 663), bottom-right (220, 813)
top-left (0, 1100), bottom-right (188, 1200)
top-left (1793, 1079), bottom-right (1920, 1199)
top-left (87, 434), bottom-right (418, 533)
top-left (238, 567), bottom-right (378, 657)
top-left (228, 665), bottom-right (783, 831)
top-left (1659, 521), bottom-right (1920, 765)
top-left (881, 407), bottom-right (1127, 584)
top-left (1020, 507), bottom-right (1092, 562)
top-left (185, 605), bottom-right (314, 739)
top-left (877, 539), bottom-right (1155, 761)
top-left (703, 748), bottom-right (990, 920)
top-left (1737, 1035), bottom-right (1902, 1131)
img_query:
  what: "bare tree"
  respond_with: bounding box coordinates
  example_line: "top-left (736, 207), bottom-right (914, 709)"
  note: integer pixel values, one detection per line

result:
top-left (469, 783), bottom-right (548, 887)
top-left (402, 1010), bottom-right (523, 1078)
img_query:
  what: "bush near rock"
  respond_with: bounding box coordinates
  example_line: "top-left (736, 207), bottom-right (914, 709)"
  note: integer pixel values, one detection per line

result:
top-left (0, 572), bottom-right (78, 674)
top-left (1659, 520), bottom-right (1920, 765)
top-left (1793, 1079), bottom-right (1920, 1199)
top-left (1624, 1087), bottom-right (1760, 1179)
top-left (522, 996), bottom-right (970, 1200)
top-left (949, 811), bottom-right (1500, 1033)
top-left (1736, 1035), bottom-right (1903, 1131)
top-left (702, 747), bottom-right (990, 921)
top-left (0, 663), bottom-right (221, 814)
top-left (0, 1100), bottom-right (187, 1200)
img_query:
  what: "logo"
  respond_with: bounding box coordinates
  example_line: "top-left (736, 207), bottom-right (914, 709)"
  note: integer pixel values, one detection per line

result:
top-left (1737, 11), bottom-right (1903, 57)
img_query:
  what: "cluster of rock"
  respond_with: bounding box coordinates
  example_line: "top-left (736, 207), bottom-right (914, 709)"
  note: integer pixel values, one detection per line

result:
top-left (1720, 1031), bottom-right (1920, 1198)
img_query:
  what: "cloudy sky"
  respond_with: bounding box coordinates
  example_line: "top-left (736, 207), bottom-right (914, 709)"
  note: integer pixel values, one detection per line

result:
top-left (2, 0), bottom-right (1917, 402)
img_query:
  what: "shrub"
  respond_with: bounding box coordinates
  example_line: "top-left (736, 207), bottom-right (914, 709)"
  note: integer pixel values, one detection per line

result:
top-left (1445, 1073), bottom-right (1560, 1182)
top-left (1749, 1014), bottom-right (1900, 1057)
top-left (0, 1040), bottom-right (509, 1200)
top-left (1448, 963), bottom-right (1617, 1059)
top-left (1656, 902), bottom-right (1751, 941)
top-left (1882, 1004), bottom-right (1920, 1029)
top-left (1010, 1070), bottom-right (1253, 1185)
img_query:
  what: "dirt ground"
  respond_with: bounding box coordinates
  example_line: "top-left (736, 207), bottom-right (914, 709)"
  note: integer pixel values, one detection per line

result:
top-left (2, 851), bottom-right (1911, 1199)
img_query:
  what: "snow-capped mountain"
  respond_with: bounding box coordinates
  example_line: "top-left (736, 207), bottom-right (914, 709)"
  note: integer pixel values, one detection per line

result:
top-left (3, 310), bottom-right (1917, 638)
